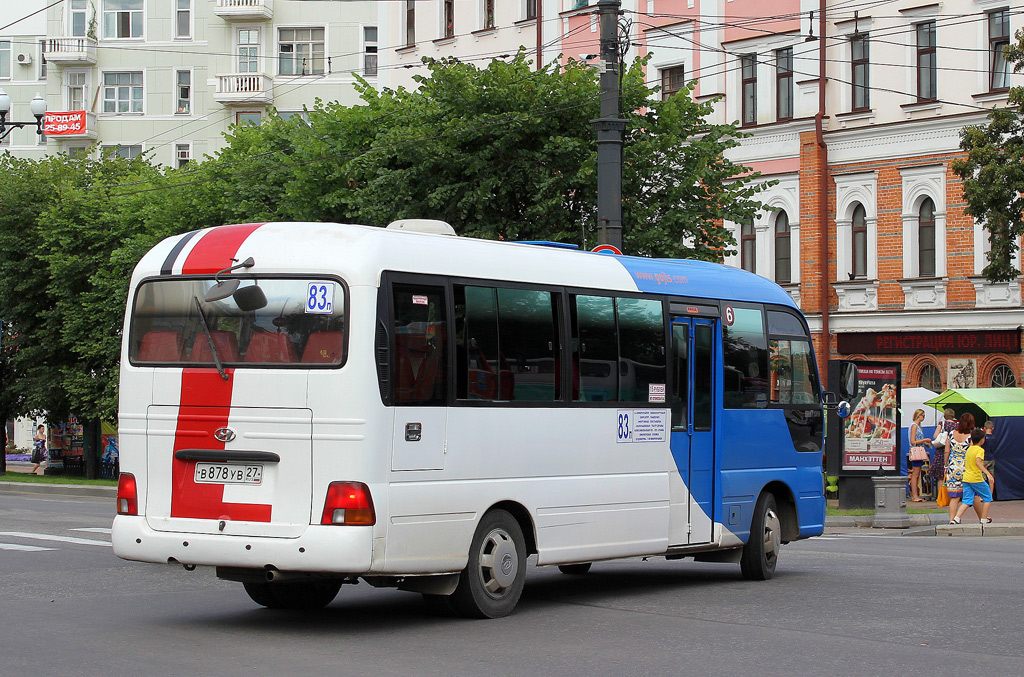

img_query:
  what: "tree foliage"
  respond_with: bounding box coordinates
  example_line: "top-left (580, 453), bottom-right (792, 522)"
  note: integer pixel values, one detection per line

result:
top-left (952, 31), bottom-right (1024, 282)
top-left (0, 52), bottom-right (766, 427)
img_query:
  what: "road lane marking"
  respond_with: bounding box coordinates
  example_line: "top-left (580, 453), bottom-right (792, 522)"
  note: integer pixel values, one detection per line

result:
top-left (0, 543), bottom-right (57, 551)
top-left (71, 528), bottom-right (112, 534)
top-left (0, 532), bottom-right (111, 547)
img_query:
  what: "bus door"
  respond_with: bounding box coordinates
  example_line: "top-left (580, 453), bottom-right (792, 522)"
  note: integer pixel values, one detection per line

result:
top-left (390, 282), bottom-right (448, 471)
top-left (669, 314), bottom-right (716, 545)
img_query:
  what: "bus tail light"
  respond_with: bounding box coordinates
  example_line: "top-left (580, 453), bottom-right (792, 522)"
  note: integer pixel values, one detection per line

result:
top-left (117, 473), bottom-right (139, 516)
top-left (321, 482), bottom-right (375, 526)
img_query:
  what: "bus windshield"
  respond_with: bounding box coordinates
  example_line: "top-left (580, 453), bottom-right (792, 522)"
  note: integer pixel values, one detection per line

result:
top-left (129, 278), bottom-right (345, 367)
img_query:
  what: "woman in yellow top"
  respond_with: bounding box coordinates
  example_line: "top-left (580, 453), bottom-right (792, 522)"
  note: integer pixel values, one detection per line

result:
top-left (951, 428), bottom-right (996, 524)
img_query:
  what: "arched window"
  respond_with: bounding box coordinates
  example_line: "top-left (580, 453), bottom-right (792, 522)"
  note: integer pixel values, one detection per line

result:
top-left (920, 363), bottom-right (942, 391)
top-left (774, 211), bottom-right (790, 283)
top-left (741, 220), bottom-right (755, 273)
top-left (852, 204), bottom-right (867, 279)
top-left (991, 363), bottom-right (1016, 388)
top-left (919, 198), bottom-right (936, 277)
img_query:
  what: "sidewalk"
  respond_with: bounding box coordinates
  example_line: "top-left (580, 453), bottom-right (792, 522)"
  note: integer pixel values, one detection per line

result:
top-left (825, 496), bottom-right (1024, 536)
top-left (1, 460), bottom-right (117, 499)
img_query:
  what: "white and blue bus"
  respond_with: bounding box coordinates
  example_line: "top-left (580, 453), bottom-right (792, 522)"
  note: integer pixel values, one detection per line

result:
top-left (112, 220), bottom-right (825, 618)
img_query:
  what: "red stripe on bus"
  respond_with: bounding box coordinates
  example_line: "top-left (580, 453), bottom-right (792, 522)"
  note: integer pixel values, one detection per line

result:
top-left (169, 371), bottom-right (273, 523)
top-left (180, 223), bottom-right (263, 275)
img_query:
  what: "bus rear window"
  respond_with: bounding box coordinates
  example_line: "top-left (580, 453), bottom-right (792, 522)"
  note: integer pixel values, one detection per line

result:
top-left (129, 278), bottom-right (346, 367)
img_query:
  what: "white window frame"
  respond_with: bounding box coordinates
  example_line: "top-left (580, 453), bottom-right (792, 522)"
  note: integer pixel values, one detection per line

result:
top-left (440, 0), bottom-right (455, 39)
top-left (175, 68), bottom-right (192, 115)
top-left (175, 142), bottom-right (192, 169)
top-left (38, 39), bottom-right (47, 80)
top-left (363, 26), bottom-right (378, 77)
top-left (237, 27), bottom-right (261, 74)
top-left (102, 144), bottom-right (144, 159)
top-left (175, 0), bottom-right (193, 41)
top-left (834, 171), bottom-right (878, 282)
top-left (277, 26), bottom-right (325, 76)
top-left (101, 70), bottom-right (145, 115)
top-left (70, 0), bottom-right (89, 38)
top-left (103, 0), bottom-right (144, 40)
top-left (66, 70), bottom-right (89, 111)
top-left (0, 40), bottom-right (10, 80)
top-left (481, 0), bottom-right (496, 30)
top-left (900, 164), bottom-right (946, 279)
top-left (236, 110), bottom-right (263, 126)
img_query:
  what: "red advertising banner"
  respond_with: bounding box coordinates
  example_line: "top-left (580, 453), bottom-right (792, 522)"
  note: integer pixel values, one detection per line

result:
top-left (842, 365), bottom-right (899, 471)
top-left (42, 110), bottom-right (87, 135)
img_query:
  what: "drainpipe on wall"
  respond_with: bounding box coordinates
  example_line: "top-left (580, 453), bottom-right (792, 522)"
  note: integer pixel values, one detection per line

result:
top-left (817, 0), bottom-right (830, 389)
top-left (536, 0), bottom-right (543, 71)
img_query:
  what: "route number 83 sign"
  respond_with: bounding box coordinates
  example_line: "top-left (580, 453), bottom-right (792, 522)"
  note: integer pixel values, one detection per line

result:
top-left (306, 282), bottom-right (335, 314)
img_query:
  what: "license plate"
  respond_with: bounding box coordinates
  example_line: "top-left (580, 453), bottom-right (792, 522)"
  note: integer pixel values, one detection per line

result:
top-left (194, 463), bottom-right (263, 485)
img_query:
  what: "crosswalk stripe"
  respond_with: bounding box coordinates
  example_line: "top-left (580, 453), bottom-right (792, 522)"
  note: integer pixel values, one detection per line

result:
top-left (0, 532), bottom-right (111, 547)
top-left (0, 543), bottom-right (57, 552)
top-left (70, 528), bottom-right (112, 534)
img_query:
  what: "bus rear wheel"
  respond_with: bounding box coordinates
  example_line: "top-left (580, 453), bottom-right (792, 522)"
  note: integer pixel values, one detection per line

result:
top-left (740, 492), bottom-right (781, 581)
top-left (243, 581), bottom-right (342, 610)
top-left (557, 563), bottom-right (592, 575)
top-left (450, 509), bottom-right (527, 619)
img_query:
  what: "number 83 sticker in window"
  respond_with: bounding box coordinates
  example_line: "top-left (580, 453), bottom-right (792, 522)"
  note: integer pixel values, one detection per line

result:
top-left (306, 282), bottom-right (335, 314)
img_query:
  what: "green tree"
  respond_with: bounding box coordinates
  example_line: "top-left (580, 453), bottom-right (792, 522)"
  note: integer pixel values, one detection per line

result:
top-left (952, 32), bottom-right (1024, 282)
top-left (204, 53), bottom-right (766, 258)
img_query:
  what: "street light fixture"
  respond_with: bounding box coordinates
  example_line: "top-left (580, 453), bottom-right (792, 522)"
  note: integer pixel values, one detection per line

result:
top-left (0, 90), bottom-right (47, 142)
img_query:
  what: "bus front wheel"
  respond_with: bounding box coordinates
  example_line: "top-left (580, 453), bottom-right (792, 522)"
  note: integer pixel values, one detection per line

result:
top-left (740, 493), bottom-right (781, 581)
top-left (450, 509), bottom-right (527, 619)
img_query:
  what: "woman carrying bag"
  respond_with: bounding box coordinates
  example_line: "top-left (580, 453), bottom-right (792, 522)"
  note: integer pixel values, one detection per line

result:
top-left (908, 409), bottom-right (932, 502)
top-left (931, 408), bottom-right (955, 504)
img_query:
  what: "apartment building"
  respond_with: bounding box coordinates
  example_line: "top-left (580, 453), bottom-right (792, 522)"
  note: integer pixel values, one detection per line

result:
top-left (0, 0), bottom-right (383, 166)
top-left (5, 1), bottom-right (1024, 391)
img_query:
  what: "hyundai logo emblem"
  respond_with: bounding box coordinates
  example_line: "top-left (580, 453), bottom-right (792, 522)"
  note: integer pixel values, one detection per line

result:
top-left (214, 427), bottom-right (236, 443)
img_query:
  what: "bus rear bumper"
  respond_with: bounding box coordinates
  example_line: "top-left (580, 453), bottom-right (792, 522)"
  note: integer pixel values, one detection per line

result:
top-left (112, 515), bottom-right (374, 573)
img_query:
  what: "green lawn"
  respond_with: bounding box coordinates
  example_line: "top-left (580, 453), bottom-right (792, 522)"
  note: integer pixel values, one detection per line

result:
top-left (0, 471), bottom-right (116, 487)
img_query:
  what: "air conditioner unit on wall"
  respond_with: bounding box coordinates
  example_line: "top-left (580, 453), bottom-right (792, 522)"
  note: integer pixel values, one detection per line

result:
top-left (16, 53), bottom-right (32, 64)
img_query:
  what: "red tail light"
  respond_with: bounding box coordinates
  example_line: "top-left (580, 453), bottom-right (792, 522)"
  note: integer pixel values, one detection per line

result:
top-left (321, 482), bottom-right (375, 526)
top-left (117, 473), bottom-right (139, 516)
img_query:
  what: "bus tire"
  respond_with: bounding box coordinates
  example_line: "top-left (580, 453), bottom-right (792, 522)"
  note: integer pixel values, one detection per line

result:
top-left (740, 492), bottom-right (781, 581)
top-left (243, 582), bottom-right (284, 608)
top-left (244, 581), bottom-right (342, 610)
top-left (557, 563), bottom-right (592, 575)
top-left (450, 509), bottom-right (527, 619)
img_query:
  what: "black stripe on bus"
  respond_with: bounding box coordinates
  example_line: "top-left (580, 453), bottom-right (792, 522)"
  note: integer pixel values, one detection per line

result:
top-left (160, 230), bottom-right (201, 275)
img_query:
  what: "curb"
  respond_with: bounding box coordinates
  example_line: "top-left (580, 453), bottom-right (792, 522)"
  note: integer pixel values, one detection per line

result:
top-left (825, 513), bottom-right (948, 528)
top-left (825, 513), bottom-right (1024, 536)
top-left (0, 480), bottom-right (116, 499)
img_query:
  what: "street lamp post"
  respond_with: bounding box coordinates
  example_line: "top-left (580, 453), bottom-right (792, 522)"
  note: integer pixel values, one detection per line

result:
top-left (0, 90), bottom-right (47, 142)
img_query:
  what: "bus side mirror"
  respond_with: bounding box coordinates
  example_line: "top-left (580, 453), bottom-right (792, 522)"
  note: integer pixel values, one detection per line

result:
top-left (822, 391), bottom-right (851, 418)
top-left (836, 401), bottom-right (851, 419)
top-left (233, 285), bottom-right (267, 311)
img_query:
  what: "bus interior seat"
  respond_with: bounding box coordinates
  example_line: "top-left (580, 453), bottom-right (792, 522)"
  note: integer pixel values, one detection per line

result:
top-left (395, 333), bottom-right (440, 402)
top-left (188, 330), bottom-right (240, 363)
top-left (245, 332), bottom-right (298, 363)
top-left (301, 330), bottom-right (344, 364)
top-left (138, 330), bottom-right (183, 362)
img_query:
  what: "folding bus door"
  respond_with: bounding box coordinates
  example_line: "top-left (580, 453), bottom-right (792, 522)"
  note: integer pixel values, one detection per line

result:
top-left (669, 315), bottom-right (716, 544)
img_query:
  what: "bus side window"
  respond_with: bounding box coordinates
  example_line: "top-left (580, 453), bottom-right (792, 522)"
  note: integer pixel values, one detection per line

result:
top-left (392, 284), bottom-right (447, 405)
top-left (571, 295), bottom-right (617, 402)
top-left (722, 306), bottom-right (768, 409)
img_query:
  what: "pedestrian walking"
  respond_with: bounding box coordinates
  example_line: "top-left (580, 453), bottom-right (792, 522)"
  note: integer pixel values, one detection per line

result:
top-left (945, 413), bottom-right (974, 524)
top-left (952, 428), bottom-right (995, 524)
top-left (30, 425), bottom-right (47, 474)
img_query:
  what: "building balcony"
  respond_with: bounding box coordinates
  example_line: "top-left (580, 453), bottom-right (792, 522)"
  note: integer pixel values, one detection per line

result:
top-left (213, 0), bottom-right (274, 21)
top-left (45, 111), bottom-right (97, 140)
top-left (43, 36), bottom-right (97, 65)
top-left (214, 73), bottom-right (274, 105)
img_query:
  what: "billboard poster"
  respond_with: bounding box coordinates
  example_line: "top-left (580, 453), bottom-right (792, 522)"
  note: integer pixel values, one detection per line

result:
top-left (842, 365), bottom-right (899, 471)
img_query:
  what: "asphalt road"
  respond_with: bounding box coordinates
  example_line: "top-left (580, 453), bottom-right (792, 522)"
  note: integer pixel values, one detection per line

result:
top-left (1, 490), bottom-right (1023, 676)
